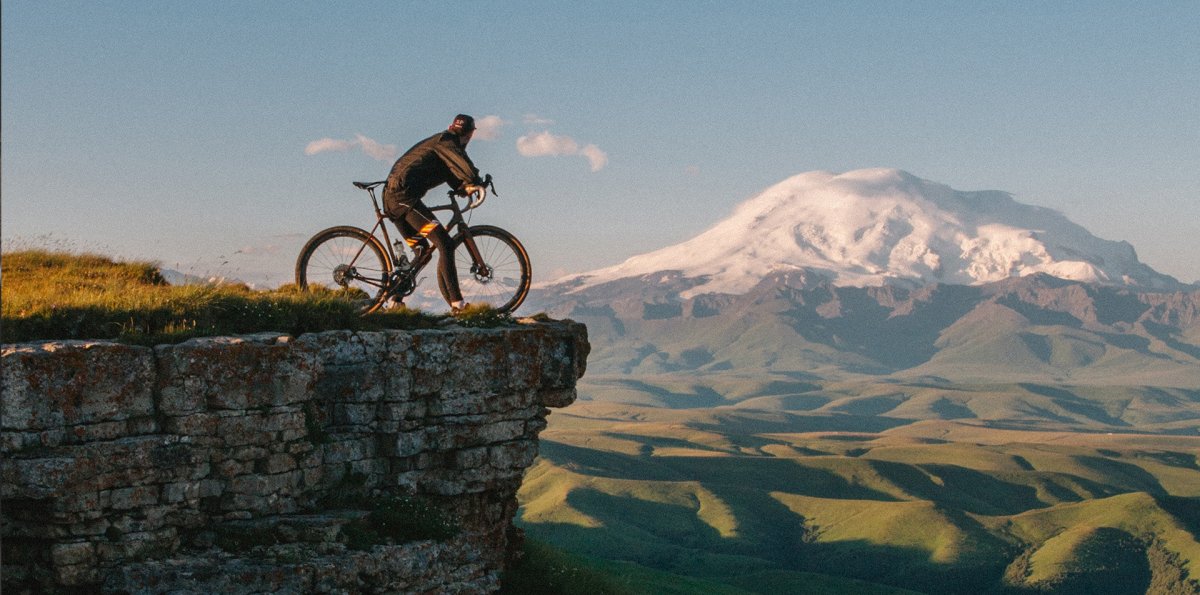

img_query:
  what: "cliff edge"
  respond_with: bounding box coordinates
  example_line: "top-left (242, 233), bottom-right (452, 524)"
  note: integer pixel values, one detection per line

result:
top-left (1, 320), bottom-right (589, 593)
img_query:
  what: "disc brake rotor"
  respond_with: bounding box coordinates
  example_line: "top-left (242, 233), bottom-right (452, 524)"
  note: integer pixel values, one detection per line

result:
top-left (471, 264), bottom-right (494, 284)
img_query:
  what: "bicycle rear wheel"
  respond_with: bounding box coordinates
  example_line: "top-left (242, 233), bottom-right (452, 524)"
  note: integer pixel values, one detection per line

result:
top-left (295, 226), bottom-right (393, 314)
top-left (439, 225), bottom-right (531, 314)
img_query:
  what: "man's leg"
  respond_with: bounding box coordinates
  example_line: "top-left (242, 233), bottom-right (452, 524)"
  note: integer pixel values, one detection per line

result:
top-left (399, 202), bottom-right (464, 309)
top-left (383, 187), bottom-right (430, 257)
top-left (398, 220), bottom-right (431, 257)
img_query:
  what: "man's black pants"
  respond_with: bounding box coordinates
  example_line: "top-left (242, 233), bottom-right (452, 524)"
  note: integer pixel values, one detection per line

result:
top-left (383, 189), bottom-right (462, 304)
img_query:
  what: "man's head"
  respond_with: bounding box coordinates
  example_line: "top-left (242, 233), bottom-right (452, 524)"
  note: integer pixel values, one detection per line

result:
top-left (448, 114), bottom-right (476, 144)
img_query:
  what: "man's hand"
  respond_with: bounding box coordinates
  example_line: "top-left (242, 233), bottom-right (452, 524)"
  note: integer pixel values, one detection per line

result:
top-left (462, 184), bottom-right (482, 197)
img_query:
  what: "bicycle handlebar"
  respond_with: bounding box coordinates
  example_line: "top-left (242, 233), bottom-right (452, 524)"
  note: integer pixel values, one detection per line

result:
top-left (450, 173), bottom-right (497, 211)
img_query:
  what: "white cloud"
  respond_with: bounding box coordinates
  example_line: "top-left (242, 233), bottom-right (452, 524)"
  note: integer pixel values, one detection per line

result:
top-left (517, 131), bottom-right (579, 157)
top-left (474, 115), bottom-right (506, 141)
top-left (516, 130), bottom-right (608, 172)
top-left (355, 134), bottom-right (396, 161)
top-left (304, 134), bottom-right (397, 162)
top-left (580, 144), bottom-right (608, 172)
top-left (304, 137), bottom-right (355, 155)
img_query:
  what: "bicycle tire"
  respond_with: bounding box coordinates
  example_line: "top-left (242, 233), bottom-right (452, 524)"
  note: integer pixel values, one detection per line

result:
top-left (295, 226), bottom-right (394, 314)
top-left (438, 225), bottom-right (532, 314)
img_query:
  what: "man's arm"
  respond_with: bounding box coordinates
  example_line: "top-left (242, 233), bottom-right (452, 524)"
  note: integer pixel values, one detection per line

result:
top-left (433, 135), bottom-right (483, 190)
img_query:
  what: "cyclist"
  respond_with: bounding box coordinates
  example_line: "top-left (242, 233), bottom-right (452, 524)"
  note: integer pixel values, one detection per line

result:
top-left (383, 114), bottom-right (485, 314)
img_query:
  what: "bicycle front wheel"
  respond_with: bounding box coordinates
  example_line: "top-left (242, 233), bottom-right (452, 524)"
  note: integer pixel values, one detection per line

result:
top-left (439, 225), bottom-right (531, 314)
top-left (295, 226), bottom-right (393, 314)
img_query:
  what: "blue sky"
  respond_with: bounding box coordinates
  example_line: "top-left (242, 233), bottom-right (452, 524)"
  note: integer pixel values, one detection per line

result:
top-left (4, 1), bottom-right (1198, 286)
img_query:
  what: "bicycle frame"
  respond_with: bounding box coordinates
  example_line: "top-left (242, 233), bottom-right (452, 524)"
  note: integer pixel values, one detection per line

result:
top-left (298, 174), bottom-right (528, 314)
top-left (357, 182), bottom-right (490, 285)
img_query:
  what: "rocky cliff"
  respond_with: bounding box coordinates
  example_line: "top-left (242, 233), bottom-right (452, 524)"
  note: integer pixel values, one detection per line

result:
top-left (1, 320), bottom-right (589, 593)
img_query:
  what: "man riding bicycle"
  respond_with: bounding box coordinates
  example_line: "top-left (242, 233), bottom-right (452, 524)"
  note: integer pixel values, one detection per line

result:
top-left (383, 114), bottom-right (484, 314)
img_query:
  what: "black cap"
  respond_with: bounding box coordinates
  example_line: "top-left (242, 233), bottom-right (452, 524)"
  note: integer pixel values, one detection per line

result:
top-left (449, 114), bottom-right (476, 135)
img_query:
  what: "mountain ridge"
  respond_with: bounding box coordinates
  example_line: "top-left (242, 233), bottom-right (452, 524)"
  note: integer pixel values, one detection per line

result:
top-left (537, 272), bottom-right (1200, 385)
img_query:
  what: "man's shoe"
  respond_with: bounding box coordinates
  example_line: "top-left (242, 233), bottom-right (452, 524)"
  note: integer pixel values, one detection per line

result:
top-left (450, 303), bottom-right (471, 316)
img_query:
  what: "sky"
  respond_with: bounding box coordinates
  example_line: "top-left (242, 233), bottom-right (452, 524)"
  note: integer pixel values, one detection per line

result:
top-left (3, 1), bottom-right (1198, 287)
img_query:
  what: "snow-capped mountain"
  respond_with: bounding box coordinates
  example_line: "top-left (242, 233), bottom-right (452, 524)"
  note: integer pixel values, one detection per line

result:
top-left (556, 168), bottom-right (1182, 296)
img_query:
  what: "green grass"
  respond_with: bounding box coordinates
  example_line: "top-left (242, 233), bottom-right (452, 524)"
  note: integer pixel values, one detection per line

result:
top-left (499, 538), bottom-right (637, 594)
top-left (341, 494), bottom-right (458, 550)
top-left (0, 250), bottom-right (516, 345)
top-left (519, 406), bottom-right (1200, 594)
top-left (501, 537), bottom-right (757, 595)
top-left (450, 302), bottom-right (516, 328)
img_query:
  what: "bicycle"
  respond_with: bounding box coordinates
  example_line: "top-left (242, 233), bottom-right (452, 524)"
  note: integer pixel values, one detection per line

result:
top-left (295, 174), bottom-right (531, 315)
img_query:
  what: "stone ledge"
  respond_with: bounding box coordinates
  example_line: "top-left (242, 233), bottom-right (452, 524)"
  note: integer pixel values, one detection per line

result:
top-left (1, 321), bottom-right (588, 593)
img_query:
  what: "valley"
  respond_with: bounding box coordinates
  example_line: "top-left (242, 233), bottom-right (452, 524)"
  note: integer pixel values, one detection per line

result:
top-left (519, 403), bottom-right (1200, 594)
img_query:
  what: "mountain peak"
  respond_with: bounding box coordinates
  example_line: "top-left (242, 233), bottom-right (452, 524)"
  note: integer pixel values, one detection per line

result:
top-left (557, 168), bottom-right (1182, 296)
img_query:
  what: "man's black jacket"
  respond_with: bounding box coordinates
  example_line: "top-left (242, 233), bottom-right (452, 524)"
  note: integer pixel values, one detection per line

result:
top-left (385, 131), bottom-right (482, 202)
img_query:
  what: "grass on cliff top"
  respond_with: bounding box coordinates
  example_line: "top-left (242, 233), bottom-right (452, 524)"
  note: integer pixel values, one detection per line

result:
top-left (1, 250), bottom-right (513, 345)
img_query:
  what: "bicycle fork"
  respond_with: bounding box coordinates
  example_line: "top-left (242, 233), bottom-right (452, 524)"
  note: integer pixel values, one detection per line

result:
top-left (457, 233), bottom-right (493, 281)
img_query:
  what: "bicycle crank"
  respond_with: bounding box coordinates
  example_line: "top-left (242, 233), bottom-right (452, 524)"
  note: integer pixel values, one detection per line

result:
top-left (388, 269), bottom-right (418, 298)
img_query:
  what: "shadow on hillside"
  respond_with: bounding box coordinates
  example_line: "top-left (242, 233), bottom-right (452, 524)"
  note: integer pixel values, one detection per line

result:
top-left (1071, 455), bottom-right (1168, 496)
top-left (540, 442), bottom-right (897, 502)
top-left (1020, 527), bottom-right (1152, 595)
top-left (538, 441), bottom-right (691, 482)
top-left (996, 295), bottom-right (1085, 327)
top-left (688, 412), bottom-right (913, 436)
top-left (782, 285), bottom-right (983, 370)
top-left (1142, 321), bottom-right (1200, 360)
top-left (520, 516), bottom-right (1013, 595)
top-left (787, 285), bottom-right (974, 369)
top-left (866, 460), bottom-right (1046, 515)
top-left (586, 378), bottom-right (728, 408)
top-left (603, 432), bottom-right (734, 457)
top-left (1087, 288), bottom-right (1152, 325)
top-left (655, 456), bottom-right (898, 502)
top-left (1137, 450), bottom-right (1200, 471)
top-left (1155, 495), bottom-right (1200, 535)
top-left (1019, 384), bottom-right (1132, 427)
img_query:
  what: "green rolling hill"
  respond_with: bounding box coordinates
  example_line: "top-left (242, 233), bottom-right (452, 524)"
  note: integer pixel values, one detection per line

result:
top-left (519, 404), bottom-right (1200, 593)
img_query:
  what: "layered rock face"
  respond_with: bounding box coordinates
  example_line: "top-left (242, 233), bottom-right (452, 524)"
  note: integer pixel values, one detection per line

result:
top-left (1, 321), bottom-right (588, 593)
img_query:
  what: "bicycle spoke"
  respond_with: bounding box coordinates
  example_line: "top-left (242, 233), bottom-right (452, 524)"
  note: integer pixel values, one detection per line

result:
top-left (296, 226), bottom-right (391, 314)
top-left (446, 227), bottom-right (530, 312)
